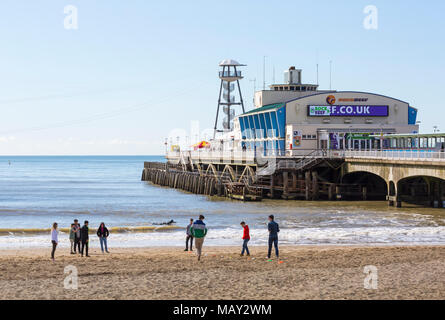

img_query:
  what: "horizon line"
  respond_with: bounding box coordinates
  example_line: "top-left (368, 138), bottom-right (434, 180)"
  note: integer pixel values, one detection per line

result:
top-left (0, 154), bottom-right (165, 157)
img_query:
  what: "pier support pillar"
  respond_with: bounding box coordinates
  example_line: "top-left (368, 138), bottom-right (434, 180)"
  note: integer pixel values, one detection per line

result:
top-left (282, 172), bottom-right (289, 200)
top-left (439, 182), bottom-right (444, 208)
top-left (335, 186), bottom-right (342, 200)
top-left (430, 180), bottom-right (443, 208)
top-left (141, 169), bottom-right (146, 181)
top-left (362, 186), bottom-right (367, 201)
top-left (292, 173), bottom-right (297, 190)
top-left (426, 178), bottom-right (437, 208)
top-left (328, 184), bottom-right (335, 201)
top-left (312, 172), bottom-right (319, 201)
top-left (305, 171), bottom-right (311, 200)
top-left (270, 175), bottom-right (275, 199)
top-left (388, 181), bottom-right (397, 207)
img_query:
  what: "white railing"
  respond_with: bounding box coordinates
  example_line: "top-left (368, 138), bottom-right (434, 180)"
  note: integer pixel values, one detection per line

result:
top-left (345, 150), bottom-right (445, 161)
top-left (166, 150), bottom-right (256, 163)
top-left (167, 149), bottom-right (445, 164)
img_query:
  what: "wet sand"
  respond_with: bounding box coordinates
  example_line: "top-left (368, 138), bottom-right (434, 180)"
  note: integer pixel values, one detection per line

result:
top-left (0, 245), bottom-right (444, 300)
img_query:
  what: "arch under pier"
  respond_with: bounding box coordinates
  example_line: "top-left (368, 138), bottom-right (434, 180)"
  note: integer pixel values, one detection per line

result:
top-left (344, 157), bottom-right (445, 208)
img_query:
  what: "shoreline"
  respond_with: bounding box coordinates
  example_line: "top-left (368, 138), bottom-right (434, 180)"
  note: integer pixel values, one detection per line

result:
top-left (1, 245), bottom-right (444, 299)
top-left (1, 242), bottom-right (445, 253)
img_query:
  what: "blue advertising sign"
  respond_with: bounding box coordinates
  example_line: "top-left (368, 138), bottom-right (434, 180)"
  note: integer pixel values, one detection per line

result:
top-left (308, 105), bottom-right (389, 117)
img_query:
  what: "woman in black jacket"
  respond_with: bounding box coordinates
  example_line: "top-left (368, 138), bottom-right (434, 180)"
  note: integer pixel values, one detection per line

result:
top-left (97, 222), bottom-right (110, 253)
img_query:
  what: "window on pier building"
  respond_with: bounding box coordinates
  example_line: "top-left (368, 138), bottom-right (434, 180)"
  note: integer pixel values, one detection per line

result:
top-left (248, 115), bottom-right (255, 139)
top-left (390, 139), bottom-right (397, 148)
top-left (240, 117), bottom-right (249, 139)
top-left (276, 108), bottom-right (286, 138)
top-left (429, 137), bottom-right (435, 148)
top-left (259, 113), bottom-right (267, 138)
top-left (264, 112), bottom-right (273, 138)
top-left (270, 111), bottom-right (279, 137)
top-left (245, 117), bottom-right (253, 139)
top-left (239, 117), bottom-right (246, 139)
top-left (253, 114), bottom-right (262, 139)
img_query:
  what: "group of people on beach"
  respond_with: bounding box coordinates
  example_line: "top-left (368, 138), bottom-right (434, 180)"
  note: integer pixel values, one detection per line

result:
top-left (50, 215), bottom-right (280, 261)
top-left (50, 219), bottom-right (110, 261)
top-left (184, 214), bottom-right (280, 261)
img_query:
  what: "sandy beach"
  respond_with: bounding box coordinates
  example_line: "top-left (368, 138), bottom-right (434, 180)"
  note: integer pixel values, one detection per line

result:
top-left (0, 245), bottom-right (444, 300)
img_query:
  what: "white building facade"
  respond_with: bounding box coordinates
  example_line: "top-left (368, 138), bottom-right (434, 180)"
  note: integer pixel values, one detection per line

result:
top-left (233, 67), bottom-right (419, 156)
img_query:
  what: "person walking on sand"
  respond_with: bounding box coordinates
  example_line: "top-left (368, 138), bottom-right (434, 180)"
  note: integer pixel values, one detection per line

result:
top-left (240, 221), bottom-right (250, 256)
top-left (51, 222), bottom-right (58, 261)
top-left (73, 219), bottom-right (81, 254)
top-left (80, 220), bottom-right (90, 257)
top-left (191, 215), bottom-right (207, 261)
top-left (184, 218), bottom-right (194, 252)
top-left (97, 222), bottom-right (110, 253)
top-left (267, 215), bottom-right (280, 259)
top-left (69, 223), bottom-right (76, 254)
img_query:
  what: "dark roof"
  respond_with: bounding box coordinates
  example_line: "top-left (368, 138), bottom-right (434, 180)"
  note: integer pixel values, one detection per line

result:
top-left (241, 103), bottom-right (285, 116)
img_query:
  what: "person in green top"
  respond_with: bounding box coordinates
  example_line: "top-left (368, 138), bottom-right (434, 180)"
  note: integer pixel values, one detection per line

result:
top-left (190, 215), bottom-right (207, 261)
top-left (69, 223), bottom-right (76, 254)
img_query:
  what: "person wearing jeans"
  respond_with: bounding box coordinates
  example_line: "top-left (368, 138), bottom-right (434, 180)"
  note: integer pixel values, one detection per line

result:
top-left (51, 222), bottom-right (58, 261)
top-left (185, 218), bottom-right (194, 251)
top-left (69, 223), bottom-right (76, 254)
top-left (267, 215), bottom-right (280, 259)
top-left (80, 220), bottom-right (90, 257)
top-left (73, 219), bottom-right (81, 254)
top-left (240, 221), bottom-right (250, 256)
top-left (190, 215), bottom-right (207, 261)
top-left (97, 222), bottom-right (110, 253)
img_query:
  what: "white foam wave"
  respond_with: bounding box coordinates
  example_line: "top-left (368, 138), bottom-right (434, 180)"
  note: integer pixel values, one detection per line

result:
top-left (1, 226), bottom-right (445, 249)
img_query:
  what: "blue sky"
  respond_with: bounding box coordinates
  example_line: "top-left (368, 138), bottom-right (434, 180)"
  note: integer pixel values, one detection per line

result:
top-left (0, 0), bottom-right (444, 155)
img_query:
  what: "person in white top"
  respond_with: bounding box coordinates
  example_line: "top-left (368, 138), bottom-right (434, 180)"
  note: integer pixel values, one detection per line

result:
top-left (51, 222), bottom-right (58, 261)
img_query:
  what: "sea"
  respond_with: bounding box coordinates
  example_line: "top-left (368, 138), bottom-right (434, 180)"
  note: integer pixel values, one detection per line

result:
top-left (1, 156), bottom-right (445, 249)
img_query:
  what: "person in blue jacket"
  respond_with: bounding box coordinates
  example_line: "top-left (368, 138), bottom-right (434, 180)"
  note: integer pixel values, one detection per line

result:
top-left (267, 215), bottom-right (280, 259)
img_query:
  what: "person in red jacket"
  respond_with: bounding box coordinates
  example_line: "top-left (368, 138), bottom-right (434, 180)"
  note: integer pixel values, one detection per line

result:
top-left (240, 221), bottom-right (250, 256)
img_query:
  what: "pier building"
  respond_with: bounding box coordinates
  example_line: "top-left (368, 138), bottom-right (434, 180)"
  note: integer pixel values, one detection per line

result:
top-left (142, 60), bottom-right (445, 208)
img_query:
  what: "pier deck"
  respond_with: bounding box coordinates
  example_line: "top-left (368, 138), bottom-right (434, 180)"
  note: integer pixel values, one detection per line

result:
top-left (142, 150), bottom-right (445, 207)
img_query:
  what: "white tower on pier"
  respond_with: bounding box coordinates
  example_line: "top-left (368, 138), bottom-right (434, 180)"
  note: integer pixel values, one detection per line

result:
top-left (213, 59), bottom-right (246, 137)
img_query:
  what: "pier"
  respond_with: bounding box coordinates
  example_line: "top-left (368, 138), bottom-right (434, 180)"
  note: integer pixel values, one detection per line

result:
top-left (142, 149), bottom-right (445, 207)
top-left (142, 61), bottom-right (444, 208)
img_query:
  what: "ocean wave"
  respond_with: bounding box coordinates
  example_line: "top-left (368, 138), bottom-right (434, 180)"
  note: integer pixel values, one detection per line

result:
top-left (1, 226), bottom-right (445, 248)
top-left (0, 225), bottom-right (182, 235)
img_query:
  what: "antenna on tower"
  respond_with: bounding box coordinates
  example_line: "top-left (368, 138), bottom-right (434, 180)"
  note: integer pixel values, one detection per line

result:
top-left (316, 63), bottom-right (319, 86)
top-left (249, 78), bottom-right (256, 105)
top-left (263, 56), bottom-right (266, 90)
top-left (316, 50), bottom-right (319, 86)
top-left (329, 60), bottom-right (332, 90)
top-left (272, 65), bottom-right (275, 84)
top-left (213, 59), bottom-right (246, 139)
